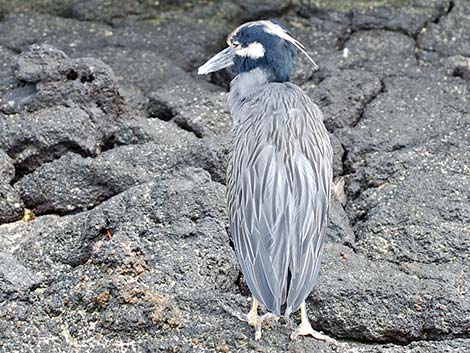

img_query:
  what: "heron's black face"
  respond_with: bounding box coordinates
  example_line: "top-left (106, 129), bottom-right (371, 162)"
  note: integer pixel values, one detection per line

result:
top-left (198, 20), bottom-right (318, 83)
top-left (229, 22), bottom-right (297, 82)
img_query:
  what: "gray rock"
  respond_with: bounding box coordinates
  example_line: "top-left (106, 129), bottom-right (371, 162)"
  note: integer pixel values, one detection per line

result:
top-left (0, 46), bottom-right (16, 97)
top-left (0, 252), bottom-right (42, 297)
top-left (14, 135), bottom-right (212, 214)
top-left (0, 149), bottom-right (14, 181)
top-left (0, 107), bottom-right (103, 175)
top-left (148, 81), bottom-right (230, 137)
top-left (187, 134), bottom-right (231, 184)
top-left (351, 0), bottom-right (451, 36)
top-left (83, 46), bottom-right (194, 94)
top-left (0, 184), bottom-right (23, 224)
top-left (0, 44), bottom-right (163, 180)
top-left (111, 114), bottom-right (195, 147)
top-left (0, 213), bottom-right (93, 276)
top-left (2, 44), bottom-right (123, 116)
top-left (419, 0), bottom-right (470, 58)
top-left (65, 0), bottom-right (162, 24)
top-left (0, 150), bottom-right (23, 223)
top-left (0, 0), bottom-right (76, 17)
top-left (330, 133), bottom-right (345, 177)
top-left (350, 136), bottom-right (469, 265)
top-left (344, 72), bottom-right (468, 154)
top-left (341, 30), bottom-right (417, 76)
top-left (309, 244), bottom-right (469, 343)
top-left (118, 85), bottom-right (149, 113)
top-left (327, 195), bottom-right (354, 245)
top-left (306, 69), bottom-right (383, 131)
top-left (298, 0), bottom-right (452, 36)
top-left (340, 70), bottom-right (469, 267)
top-left (91, 18), bottom-right (225, 73)
top-left (234, 0), bottom-right (291, 22)
top-left (444, 55), bottom-right (470, 81)
top-left (355, 339), bottom-right (470, 353)
top-left (65, 0), bottom-right (239, 61)
top-left (0, 13), bottom-right (111, 54)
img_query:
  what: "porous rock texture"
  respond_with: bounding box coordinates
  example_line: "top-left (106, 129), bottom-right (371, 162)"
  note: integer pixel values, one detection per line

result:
top-left (0, 1), bottom-right (469, 352)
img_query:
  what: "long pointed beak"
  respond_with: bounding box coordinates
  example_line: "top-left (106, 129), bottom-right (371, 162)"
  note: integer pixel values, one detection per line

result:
top-left (197, 47), bottom-right (235, 75)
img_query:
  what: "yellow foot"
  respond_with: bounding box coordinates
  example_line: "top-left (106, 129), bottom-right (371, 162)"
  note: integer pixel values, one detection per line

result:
top-left (219, 298), bottom-right (278, 341)
top-left (291, 321), bottom-right (343, 347)
top-left (247, 311), bottom-right (278, 340)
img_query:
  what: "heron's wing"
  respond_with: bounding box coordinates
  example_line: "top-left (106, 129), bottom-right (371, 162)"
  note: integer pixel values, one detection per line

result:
top-left (227, 84), bottom-right (332, 316)
top-left (228, 116), bottom-right (291, 314)
top-left (284, 91), bottom-right (332, 315)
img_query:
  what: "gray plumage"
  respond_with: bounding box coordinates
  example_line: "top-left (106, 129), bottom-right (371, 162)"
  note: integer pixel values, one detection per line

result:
top-left (227, 68), bottom-right (332, 317)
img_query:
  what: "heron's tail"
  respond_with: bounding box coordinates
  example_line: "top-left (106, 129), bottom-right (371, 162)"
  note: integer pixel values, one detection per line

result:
top-left (280, 268), bottom-right (293, 318)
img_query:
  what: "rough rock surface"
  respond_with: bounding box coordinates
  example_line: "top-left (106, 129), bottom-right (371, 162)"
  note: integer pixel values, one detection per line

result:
top-left (0, 150), bottom-right (23, 223)
top-left (0, 1), bottom-right (468, 352)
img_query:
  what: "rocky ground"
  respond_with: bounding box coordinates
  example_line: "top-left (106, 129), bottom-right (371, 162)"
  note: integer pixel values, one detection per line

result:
top-left (0, 0), bottom-right (469, 352)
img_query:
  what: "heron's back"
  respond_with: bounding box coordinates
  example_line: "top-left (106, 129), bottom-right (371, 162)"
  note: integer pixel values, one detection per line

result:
top-left (227, 69), bottom-right (333, 316)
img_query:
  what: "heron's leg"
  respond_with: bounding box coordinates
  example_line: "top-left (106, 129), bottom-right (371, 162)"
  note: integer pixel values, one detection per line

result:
top-left (245, 297), bottom-right (278, 340)
top-left (291, 302), bottom-right (342, 346)
top-left (220, 297), bottom-right (278, 340)
top-left (246, 297), bottom-right (259, 326)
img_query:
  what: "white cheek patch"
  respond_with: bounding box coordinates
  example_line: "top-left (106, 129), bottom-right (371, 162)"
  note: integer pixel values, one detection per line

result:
top-left (235, 42), bottom-right (265, 59)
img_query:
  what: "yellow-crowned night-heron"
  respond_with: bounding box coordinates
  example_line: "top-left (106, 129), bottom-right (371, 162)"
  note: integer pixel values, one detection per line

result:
top-left (198, 20), bottom-right (336, 344)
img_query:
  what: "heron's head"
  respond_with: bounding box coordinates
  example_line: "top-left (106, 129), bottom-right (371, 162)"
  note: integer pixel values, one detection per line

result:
top-left (198, 20), bottom-right (317, 83)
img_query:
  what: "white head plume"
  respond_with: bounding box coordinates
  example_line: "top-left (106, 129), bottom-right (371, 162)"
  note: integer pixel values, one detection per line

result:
top-left (228, 20), bottom-right (318, 70)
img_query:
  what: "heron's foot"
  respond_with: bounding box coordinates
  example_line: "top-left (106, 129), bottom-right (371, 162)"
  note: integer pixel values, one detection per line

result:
top-left (219, 298), bottom-right (278, 341)
top-left (291, 321), bottom-right (343, 347)
top-left (247, 311), bottom-right (278, 340)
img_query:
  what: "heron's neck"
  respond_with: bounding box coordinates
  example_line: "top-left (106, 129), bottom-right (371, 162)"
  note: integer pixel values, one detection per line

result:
top-left (230, 68), bottom-right (269, 100)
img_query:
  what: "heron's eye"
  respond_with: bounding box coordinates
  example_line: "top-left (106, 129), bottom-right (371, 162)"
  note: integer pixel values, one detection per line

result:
top-left (232, 41), bottom-right (241, 48)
